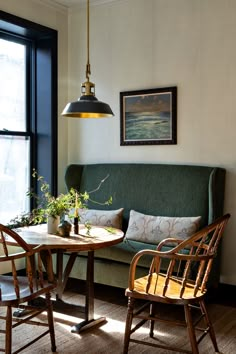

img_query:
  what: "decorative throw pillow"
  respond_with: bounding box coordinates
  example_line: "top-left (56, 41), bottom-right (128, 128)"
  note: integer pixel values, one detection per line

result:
top-left (125, 210), bottom-right (201, 244)
top-left (78, 208), bottom-right (124, 229)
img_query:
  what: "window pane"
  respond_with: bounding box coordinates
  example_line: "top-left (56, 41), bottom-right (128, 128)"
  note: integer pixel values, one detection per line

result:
top-left (0, 135), bottom-right (30, 224)
top-left (0, 38), bottom-right (26, 131)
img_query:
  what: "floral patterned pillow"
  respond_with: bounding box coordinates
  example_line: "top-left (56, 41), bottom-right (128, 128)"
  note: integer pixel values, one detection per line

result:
top-left (125, 210), bottom-right (201, 244)
top-left (79, 208), bottom-right (124, 229)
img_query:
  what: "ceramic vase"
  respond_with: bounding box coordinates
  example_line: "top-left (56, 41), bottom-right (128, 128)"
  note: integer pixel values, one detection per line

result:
top-left (58, 220), bottom-right (72, 237)
top-left (47, 215), bottom-right (60, 234)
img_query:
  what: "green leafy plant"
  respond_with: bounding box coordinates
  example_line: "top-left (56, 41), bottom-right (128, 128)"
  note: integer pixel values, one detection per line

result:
top-left (9, 169), bottom-right (112, 228)
top-left (27, 169), bottom-right (90, 223)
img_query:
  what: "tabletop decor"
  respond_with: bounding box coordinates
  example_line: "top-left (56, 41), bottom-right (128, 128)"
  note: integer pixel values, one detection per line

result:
top-left (58, 219), bottom-right (72, 237)
top-left (120, 86), bottom-right (177, 146)
top-left (9, 170), bottom-right (112, 235)
top-left (12, 169), bottom-right (85, 234)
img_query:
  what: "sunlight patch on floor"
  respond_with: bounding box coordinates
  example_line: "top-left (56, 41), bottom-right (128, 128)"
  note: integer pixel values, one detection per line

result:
top-left (101, 317), bottom-right (170, 338)
top-left (52, 310), bottom-right (170, 339)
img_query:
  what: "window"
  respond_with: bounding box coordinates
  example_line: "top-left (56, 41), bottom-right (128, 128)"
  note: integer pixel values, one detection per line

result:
top-left (0, 36), bottom-right (30, 223)
top-left (0, 11), bottom-right (58, 224)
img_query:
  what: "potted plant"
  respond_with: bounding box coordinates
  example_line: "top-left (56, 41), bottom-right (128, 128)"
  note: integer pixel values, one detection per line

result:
top-left (31, 170), bottom-right (92, 233)
top-left (9, 170), bottom-right (112, 235)
top-left (9, 170), bottom-right (87, 234)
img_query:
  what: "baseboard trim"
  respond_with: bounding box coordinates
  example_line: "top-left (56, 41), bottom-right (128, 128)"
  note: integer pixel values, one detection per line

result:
top-left (207, 283), bottom-right (236, 306)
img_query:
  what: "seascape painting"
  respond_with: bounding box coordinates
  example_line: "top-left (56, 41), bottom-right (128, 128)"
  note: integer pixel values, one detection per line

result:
top-left (120, 87), bottom-right (177, 146)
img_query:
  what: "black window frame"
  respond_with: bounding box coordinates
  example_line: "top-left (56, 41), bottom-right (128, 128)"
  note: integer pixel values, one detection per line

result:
top-left (0, 10), bottom-right (58, 207)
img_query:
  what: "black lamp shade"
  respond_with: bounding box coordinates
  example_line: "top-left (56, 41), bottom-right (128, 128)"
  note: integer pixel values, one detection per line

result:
top-left (61, 95), bottom-right (114, 118)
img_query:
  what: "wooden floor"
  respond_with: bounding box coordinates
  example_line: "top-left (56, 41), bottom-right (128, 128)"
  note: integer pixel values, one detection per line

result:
top-left (1, 281), bottom-right (236, 354)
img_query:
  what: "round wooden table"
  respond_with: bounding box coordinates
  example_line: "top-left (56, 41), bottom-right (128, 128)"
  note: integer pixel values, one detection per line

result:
top-left (12, 223), bottom-right (124, 251)
top-left (10, 223), bottom-right (124, 333)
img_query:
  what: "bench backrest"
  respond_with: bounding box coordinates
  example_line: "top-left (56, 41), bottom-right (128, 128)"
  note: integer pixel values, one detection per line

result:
top-left (65, 163), bottom-right (225, 231)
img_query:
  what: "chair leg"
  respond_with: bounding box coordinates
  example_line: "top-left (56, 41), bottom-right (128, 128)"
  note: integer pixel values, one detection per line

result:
top-left (184, 304), bottom-right (199, 354)
top-left (45, 292), bottom-right (57, 353)
top-left (149, 302), bottom-right (155, 338)
top-left (199, 300), bottom-right (219, 352)
top-left (5, 306), bottom-right (12, 354)
top-left (123, 297), bottom-right (135, 354)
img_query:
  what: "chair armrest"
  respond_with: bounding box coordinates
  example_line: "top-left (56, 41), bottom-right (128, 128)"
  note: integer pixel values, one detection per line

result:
top-left (156, 238), bottom-right (184, 251)
top-left (128, 249), bottom-right (172, 290)
top-left (127, 248), bottom-right (213, 291)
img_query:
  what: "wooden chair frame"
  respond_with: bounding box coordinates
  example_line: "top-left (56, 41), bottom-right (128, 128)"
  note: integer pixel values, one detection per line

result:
top-left (0, 224), bottom-right (57, 354)
top-left (123, 214), bottom-right (230, 354)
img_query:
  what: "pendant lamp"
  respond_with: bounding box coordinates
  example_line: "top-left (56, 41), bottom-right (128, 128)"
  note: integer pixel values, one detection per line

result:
top-left (62, 0), bottom-right (114, 118)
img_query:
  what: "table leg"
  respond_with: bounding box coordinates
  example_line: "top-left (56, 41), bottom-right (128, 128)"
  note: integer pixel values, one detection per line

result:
top-left (56, 250), bottom-right (78, 300)
top-left (56, 250), bottom-right (63, 300)
top-left (71, 250), bottom-right (106, 333)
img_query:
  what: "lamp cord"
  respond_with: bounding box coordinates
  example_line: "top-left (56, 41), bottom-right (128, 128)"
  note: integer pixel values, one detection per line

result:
top-left (86, 0), bottom-right (91, 81)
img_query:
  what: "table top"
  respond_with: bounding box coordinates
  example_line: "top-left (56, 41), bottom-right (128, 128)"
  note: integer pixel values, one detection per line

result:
top-left (8, 224), bottom-right (124, 252)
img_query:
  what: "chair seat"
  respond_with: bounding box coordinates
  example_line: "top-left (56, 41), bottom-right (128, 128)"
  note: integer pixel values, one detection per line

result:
top-left (0, 275), bottom-right (55, 306)
top-left (126, 273), bottom-right (206, 303)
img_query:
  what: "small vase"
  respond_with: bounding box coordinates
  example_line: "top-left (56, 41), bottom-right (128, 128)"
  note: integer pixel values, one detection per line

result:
top-left (47, 215), bottom-right (60, 234)
top-left (58, 220), bottom-right (72, 237)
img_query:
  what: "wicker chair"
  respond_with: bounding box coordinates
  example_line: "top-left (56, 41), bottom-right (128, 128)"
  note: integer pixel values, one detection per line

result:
top-left (123, 214), bottom-right (230, 354)
top-left (0, 224), bottom-right (57, 354)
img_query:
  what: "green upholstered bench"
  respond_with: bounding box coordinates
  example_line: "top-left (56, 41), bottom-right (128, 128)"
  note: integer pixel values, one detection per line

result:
top-left (64, 163), bottom-right (226, 289)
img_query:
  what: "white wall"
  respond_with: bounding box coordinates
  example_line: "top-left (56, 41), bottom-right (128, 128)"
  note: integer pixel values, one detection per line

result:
top-left (0, 0), bottom-right (69, 192)
top-left (67, 0), bottom-right (236, 286)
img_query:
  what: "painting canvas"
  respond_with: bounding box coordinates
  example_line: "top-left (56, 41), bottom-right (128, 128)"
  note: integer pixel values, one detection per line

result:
top-left (120, 87), bottom-right (177, 145)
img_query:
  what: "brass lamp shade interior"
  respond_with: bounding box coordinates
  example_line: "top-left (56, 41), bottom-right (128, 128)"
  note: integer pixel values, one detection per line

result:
top-left (62, 95), bottom-right (114, 118)
top-left (62, 0), bottom-right (114, 119)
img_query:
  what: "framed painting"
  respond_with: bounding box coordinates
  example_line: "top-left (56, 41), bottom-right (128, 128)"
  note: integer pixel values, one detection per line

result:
top-left (120, 86), bottom-right (177, 145)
